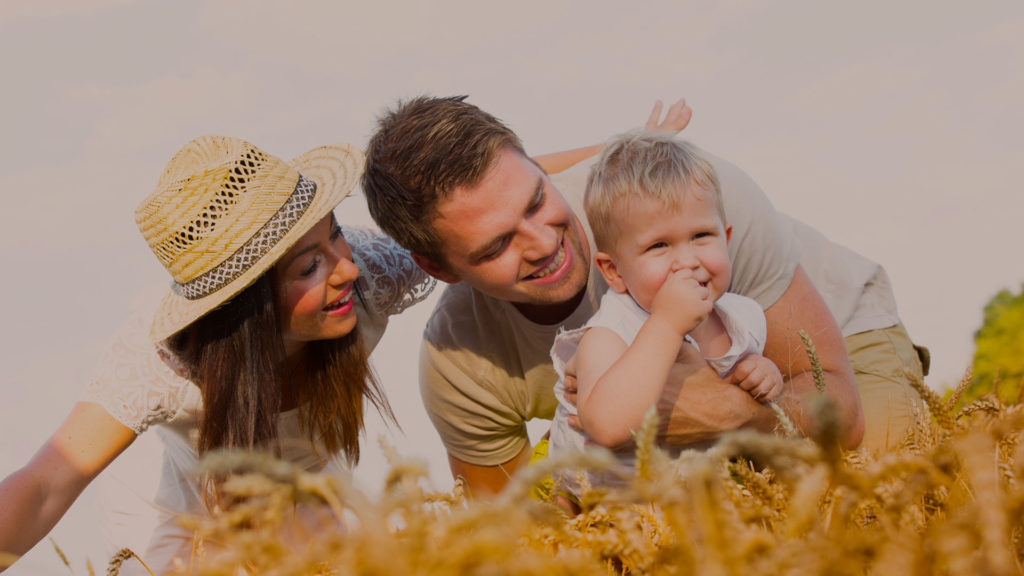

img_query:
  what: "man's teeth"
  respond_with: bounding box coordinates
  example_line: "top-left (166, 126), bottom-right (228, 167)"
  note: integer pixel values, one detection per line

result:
top-left (324, 292), bottom-right (352, 311)
top-left (530, 243), bottom-right (565, 279)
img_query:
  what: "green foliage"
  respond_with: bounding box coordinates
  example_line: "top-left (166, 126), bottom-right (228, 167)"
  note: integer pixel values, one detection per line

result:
top-left (968, 283), bottom-right (1024, 403)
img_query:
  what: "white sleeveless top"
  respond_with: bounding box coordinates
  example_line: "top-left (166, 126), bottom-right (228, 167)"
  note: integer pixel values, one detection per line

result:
top-left (548, 289), bottom-right (765, 495)
top-left (81, 226), bottom-right (434, 574)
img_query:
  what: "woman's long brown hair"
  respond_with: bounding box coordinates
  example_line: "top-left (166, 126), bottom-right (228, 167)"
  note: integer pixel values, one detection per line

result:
top-left (168, 275), bottom-right (393, 466)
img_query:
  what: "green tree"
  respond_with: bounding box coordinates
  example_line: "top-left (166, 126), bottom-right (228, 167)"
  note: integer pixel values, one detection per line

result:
top-left (967, 283), bottom-right (1024, 404)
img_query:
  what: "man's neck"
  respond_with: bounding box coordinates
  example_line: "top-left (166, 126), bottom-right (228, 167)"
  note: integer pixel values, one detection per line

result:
top-left (512, 286), bottom-right (587, 326)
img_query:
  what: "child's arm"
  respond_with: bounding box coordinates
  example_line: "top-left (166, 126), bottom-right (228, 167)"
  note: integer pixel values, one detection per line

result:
top-left (729, 353), bottom-right (785, 402)
top-left (576, 271), bottom-right (713, 448)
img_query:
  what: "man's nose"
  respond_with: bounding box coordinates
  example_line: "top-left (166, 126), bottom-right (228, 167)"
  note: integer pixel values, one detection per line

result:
top-left (518, 218), bottom-right (558, 262)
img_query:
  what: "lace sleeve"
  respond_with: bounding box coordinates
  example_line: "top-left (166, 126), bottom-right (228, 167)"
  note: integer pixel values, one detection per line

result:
top-left (81, 290), bottom-right (194, 434)
top-left (343, 226), bottom-right (436, 317)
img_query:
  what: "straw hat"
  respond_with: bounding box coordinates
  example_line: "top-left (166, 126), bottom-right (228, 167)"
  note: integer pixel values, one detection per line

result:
top-left (136, 136), bottom-right (364, 343)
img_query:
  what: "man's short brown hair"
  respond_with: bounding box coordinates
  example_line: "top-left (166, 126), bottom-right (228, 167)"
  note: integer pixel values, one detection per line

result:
top-left (362, 95), bottom-right (527, 267)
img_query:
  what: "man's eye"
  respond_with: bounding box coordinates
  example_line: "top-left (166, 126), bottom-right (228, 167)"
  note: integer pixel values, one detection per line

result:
top-left (526, 188), bottom-right (546, 214)
top-left (480, 241), bottom-right (507, 261)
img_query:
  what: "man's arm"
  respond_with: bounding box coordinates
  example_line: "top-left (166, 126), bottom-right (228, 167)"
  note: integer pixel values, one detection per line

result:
top-left (656, 266), bottom-right (864, 448)
top-left (532, 99), bottom-right (693, 175)
top-left (447, 445), bottom-right (532, 499)
top-left (420, 336), bottom-right (538, 498)
top-left (759, 265), bottom-right (864, 447)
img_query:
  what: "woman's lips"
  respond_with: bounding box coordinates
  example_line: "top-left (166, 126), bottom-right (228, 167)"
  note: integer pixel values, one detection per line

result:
top-left (324, 287), bottom-right (354, 315)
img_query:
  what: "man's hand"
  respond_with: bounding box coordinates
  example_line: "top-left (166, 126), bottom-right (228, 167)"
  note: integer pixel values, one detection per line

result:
top-left (448, 446), bottom-right (532, 499)
top-left (729, 354), bottom-right (785, 402)
top-left (645, 98), bottom-right (693, 135)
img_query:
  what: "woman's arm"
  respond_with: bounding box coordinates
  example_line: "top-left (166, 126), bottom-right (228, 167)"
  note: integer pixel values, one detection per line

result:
top-left (0, 402), bottom-right (136, 569)
top-left (533, 98), bottom-right (694, 175)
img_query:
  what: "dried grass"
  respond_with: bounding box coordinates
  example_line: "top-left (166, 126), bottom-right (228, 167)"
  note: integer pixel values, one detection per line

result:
top-left (35, 340), bottom-right (1015, 576)
top-left (96, 385), bottom-right (1020, 576)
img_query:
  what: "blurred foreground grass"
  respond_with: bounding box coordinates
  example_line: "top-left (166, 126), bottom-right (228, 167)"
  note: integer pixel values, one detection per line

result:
top-left (89, 368), bottom-right (1023, 576)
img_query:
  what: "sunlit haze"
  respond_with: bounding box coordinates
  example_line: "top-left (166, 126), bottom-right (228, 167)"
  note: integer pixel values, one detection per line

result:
top-left (1, 1), bottom-right (1021, 573)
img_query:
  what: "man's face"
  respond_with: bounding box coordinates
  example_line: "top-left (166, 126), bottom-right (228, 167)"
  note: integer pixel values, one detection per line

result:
top-left (427, 148), bottom-right (591, 317)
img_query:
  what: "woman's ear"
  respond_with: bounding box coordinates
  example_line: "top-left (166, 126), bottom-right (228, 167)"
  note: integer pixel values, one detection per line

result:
top-left (594, 251), bottom-right (628, 294)
top-left (412, 253), bottom-right (460, 284)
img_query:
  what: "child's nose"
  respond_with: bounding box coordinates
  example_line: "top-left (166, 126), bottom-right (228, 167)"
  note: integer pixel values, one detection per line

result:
top-left (671, 249), bottom-right (699, 272)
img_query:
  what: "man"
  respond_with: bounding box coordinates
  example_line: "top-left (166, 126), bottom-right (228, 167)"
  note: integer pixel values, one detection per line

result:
top-left (362, 96), bottom-right (924, 496)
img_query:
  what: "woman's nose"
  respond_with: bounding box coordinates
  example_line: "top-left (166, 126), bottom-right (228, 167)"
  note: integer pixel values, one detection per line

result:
top-left (329, 257), bottom-right (359, 286)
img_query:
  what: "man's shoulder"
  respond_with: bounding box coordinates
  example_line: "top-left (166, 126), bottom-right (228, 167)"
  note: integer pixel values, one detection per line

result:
top-left (424, 283), bottom-right (515, 351)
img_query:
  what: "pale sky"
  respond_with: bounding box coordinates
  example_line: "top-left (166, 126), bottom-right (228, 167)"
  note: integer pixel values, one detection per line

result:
top-left (2, 1), bottom-right (1022, 573)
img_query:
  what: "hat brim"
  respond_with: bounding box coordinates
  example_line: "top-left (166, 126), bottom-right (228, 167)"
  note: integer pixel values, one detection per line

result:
top-left (148, 143), bottom-right (365, 343)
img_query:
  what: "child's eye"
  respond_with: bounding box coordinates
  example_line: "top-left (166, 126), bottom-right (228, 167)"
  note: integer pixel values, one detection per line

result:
top-left (646, 242), bottom-right (667, 252)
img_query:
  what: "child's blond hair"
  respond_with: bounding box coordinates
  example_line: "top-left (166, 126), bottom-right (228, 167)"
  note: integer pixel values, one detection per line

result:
top-left (584, 131), bottom-right (723, 251)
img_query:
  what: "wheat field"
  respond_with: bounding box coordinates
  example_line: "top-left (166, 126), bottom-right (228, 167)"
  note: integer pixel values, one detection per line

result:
top-left (84, 365), bottom-right (1021, 576)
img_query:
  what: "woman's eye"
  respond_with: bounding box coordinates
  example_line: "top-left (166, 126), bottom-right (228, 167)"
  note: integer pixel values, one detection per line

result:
top-left (301, 256), bottom-right (321, 277)
top-left (331, 226), bottom-right (344, 241)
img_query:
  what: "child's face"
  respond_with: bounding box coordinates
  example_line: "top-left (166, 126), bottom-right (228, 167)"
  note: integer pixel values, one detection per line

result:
top-left (596, 187), bottom-right (731, 313)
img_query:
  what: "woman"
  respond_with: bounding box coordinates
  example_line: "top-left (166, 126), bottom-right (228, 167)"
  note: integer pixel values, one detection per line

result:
top-left (0, 136), bottom-right (434, 573)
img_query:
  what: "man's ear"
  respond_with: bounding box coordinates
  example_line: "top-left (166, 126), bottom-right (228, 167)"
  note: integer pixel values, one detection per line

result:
top-left (412, 253), bottom-right (460, 284)
top-left (594, 251), bottom-right (628, 294)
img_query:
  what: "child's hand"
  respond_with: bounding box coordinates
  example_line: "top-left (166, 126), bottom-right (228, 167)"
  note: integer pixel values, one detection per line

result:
top-left (645, 98), bottom-right (693, 136)
top-left (728, 354), bottom-right (785, 402)
top-left (649, 269), bottom-right (713, 338)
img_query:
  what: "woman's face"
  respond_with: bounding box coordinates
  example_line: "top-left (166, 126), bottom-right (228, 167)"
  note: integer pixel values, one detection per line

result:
top-left (271, 214), bottom-right (359, 357)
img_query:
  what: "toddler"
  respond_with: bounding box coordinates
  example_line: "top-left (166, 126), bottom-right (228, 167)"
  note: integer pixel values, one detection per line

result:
top-left (549, 131), bottom-right (784, 494)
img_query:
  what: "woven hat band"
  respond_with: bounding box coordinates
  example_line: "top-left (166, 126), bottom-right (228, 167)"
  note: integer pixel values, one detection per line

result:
top-left (174, 174), bottom-right (318, 300)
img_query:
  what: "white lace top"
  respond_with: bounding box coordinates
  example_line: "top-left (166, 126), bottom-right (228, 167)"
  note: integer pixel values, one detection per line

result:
top-left (80, 226), bottom-right (434, 573)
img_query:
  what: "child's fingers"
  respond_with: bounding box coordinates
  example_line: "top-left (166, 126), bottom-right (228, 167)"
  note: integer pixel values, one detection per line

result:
top-left (751, 381), bottom-right (780, 402)
top-left (728, 355), bottom-right (758, 385)
top-left (567, 413), bottom-right (583, 432)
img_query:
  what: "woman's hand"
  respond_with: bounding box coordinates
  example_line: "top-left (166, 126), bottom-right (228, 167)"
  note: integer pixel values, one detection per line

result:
top-left (645, 98), bottom-right (693, 136)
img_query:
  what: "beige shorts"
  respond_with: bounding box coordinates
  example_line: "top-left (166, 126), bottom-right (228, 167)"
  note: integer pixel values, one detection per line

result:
top-left (845, 323), bottom-right (928, 453)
